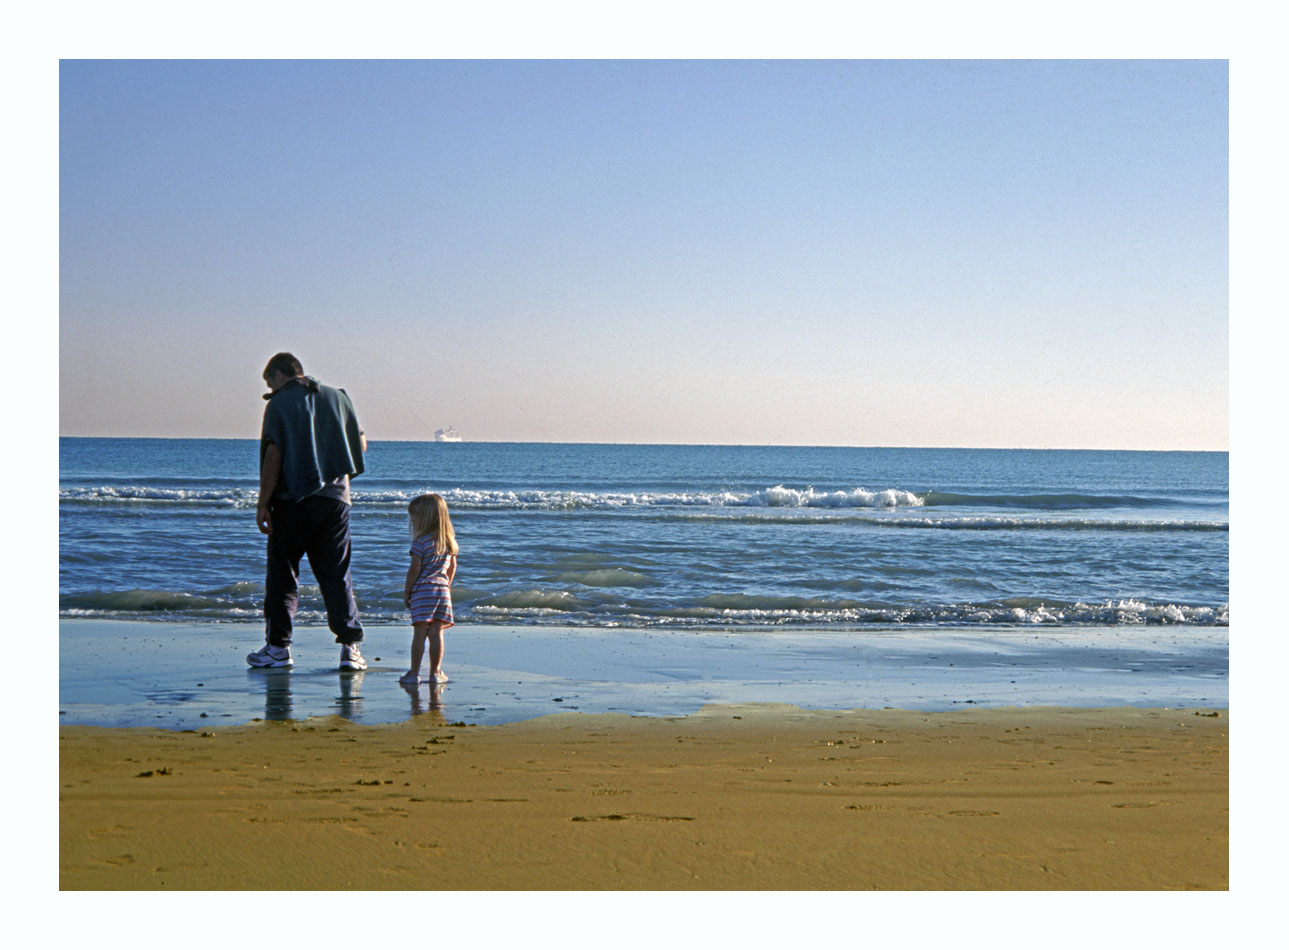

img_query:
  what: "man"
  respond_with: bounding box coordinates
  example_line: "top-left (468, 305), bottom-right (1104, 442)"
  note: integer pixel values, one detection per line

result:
top-left (247, 352), bottom-right (369, 671)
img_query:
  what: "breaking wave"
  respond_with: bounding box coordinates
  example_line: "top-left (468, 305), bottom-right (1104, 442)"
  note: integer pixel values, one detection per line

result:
top-left (63, 484), bottom-right (1202, 513)
top-left (473, 597), bottom-right (1229, 628)
top-left (64, 584), bottom-right (1226, 629)
top-left (60, 485), bottom-right (259, 507)
top-left (654, 513), bottom-right (1227, 532)
top-left (918, 491), bottom-right (1178, 509)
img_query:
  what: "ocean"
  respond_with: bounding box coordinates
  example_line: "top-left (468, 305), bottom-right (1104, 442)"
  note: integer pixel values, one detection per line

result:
top-left (59, 439), bottom-right (1228, 633)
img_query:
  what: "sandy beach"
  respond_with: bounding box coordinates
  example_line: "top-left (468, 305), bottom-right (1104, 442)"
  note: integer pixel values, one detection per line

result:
top-left (58, 620), bottom-right (1228, 890)
top-left (60, 703), bottom-right (1226, 890)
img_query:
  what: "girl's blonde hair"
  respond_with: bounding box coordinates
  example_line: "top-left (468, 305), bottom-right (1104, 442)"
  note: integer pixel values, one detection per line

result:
top-left (408, 493), bottom-right (458, 556)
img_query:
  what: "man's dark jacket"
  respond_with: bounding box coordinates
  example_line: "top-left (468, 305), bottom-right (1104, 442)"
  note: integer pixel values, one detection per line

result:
top-left (260, 376), bottom-right (364, 501)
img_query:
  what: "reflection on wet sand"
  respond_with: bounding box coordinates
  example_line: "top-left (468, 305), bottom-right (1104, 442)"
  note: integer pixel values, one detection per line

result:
top-left (400, 681), bottom-right (446, 718)
top-left (248, 667), bottom-right (446, 724)
top-left (336, 670), bottom-right (364, 718)
top-left (249, 668), bottom-right (293, 721)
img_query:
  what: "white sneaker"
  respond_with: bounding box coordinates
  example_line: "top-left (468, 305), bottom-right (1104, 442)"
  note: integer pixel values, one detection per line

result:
top-left (339, 643), bottom-right (367, 671)
top-left (247, 643), bottom-right (292, 668)
top-left (399, 670), bottom-right (420, 686)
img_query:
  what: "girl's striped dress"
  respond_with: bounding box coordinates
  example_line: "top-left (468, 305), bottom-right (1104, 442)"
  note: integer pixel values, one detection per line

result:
top-left (409, 535), bottom-right (454, 627)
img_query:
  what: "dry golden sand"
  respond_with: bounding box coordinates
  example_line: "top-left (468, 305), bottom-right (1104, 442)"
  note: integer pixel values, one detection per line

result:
top-left (59, 704), bottom-right (1227, 890)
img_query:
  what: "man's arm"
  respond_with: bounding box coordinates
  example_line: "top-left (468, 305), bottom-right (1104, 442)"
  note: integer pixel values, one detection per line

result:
top-left (257, 442), bottom-right (283, 534)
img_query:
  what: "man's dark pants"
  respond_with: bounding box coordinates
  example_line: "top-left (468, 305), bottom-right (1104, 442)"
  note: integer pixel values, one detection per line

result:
top-left (264, 494), bottom-right (363, 647)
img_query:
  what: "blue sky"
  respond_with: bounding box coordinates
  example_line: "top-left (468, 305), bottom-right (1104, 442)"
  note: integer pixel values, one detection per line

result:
top-left (59, 59), bottom-right (1228, 448)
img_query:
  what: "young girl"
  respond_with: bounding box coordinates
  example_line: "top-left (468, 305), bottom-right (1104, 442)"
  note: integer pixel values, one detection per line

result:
top-left (400, 493), bottom-right (458, 686)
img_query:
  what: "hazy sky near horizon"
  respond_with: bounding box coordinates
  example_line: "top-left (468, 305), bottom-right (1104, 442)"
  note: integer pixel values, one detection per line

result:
top-left (59, 58), bottom-right (1228, 449)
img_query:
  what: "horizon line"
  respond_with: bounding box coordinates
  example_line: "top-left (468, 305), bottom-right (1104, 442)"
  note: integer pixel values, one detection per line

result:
top-left (57, 434), bottom-right (1230, 453)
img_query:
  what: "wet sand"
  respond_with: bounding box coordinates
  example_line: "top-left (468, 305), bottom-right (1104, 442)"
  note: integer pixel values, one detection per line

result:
top-left (59, 619), bottom-right (1229, 728)
top-left (60, 703), bottom-right (1227, 890)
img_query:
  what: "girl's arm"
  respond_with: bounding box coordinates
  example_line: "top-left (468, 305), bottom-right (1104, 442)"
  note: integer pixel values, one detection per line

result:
top-left (404, 555), bottom-right (422, 607)
top-left (447, 554), bottom-right (457, 586)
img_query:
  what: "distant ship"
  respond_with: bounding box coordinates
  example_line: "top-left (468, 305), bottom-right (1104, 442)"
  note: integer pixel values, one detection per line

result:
top-left (434, 426), bottom-right (462, 443)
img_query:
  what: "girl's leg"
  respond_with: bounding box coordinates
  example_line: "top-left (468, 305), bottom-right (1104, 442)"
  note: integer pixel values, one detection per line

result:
top-left (408, 622), bottom-right (428, 674)
top-left (428, 621), bottom-right (446, 680)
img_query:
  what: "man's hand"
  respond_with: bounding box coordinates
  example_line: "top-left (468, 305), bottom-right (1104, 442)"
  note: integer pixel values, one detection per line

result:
top-left (258, 442), bottom-right (282, 535)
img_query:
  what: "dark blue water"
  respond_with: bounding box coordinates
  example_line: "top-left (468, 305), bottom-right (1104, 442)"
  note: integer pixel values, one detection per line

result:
top-left (59, 439), bottom-right (1228, 629)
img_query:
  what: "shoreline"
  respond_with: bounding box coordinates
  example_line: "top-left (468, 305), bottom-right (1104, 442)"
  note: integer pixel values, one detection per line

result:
top-left (59, 619), bottom-right (1228, 729)
top-left (60, 703), bottom-right (1228, 890)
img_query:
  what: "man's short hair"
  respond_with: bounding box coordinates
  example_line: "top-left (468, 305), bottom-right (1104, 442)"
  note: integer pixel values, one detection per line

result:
top-left (263, 352), bottom-right (304, 380)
